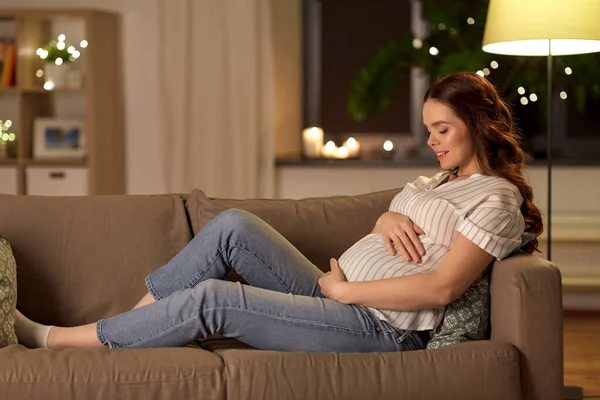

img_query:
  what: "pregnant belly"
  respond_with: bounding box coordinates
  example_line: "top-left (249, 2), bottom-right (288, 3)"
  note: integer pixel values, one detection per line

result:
top-left (337, 233), bottom-right (445, 283)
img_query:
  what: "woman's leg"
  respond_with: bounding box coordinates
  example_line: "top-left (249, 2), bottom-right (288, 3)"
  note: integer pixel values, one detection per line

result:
top-left (61, 279), bottom-right (426, 353)
top-left (135, 208), bottom-right (325, 310)
top-left (19, 209), bottom-right (326, 348)
top-left (132, 292), bottom-right (155, 310)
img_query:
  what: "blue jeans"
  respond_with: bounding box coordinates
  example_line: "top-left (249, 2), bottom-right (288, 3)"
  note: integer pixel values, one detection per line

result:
top-left (96, 209), bottom-right (427, 352)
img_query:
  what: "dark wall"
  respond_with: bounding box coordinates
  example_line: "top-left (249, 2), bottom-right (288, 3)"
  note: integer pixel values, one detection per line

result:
top-left (308, 0), bottom-right (412, 137)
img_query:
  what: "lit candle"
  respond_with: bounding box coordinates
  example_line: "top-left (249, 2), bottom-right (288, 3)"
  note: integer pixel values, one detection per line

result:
top-left (322, 140), bottom-right (337, 158)
top-left (302, 127), bottom-right (324, 158)
top-left (336, 146), bottom-right (349, 159)
top-left (343, 137), bottom-right (360, 158)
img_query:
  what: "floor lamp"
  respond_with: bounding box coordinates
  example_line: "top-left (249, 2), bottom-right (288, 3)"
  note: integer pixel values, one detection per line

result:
top-left (482, 2), bottom-right (600, 399)
top-left (482, 0), bottom-right (600, 263)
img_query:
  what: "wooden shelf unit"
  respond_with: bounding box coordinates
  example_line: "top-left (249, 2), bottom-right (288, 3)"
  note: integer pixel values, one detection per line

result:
top-left (0, 158), bottom-right (17, 165)
top-left (0, 9), bottom-right (124, 195)
top-left (22, 157), bottom-right (87, 166)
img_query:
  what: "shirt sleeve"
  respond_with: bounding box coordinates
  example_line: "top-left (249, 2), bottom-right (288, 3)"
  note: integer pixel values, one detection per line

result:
top-left (457, 192), bottom-right (526, 261)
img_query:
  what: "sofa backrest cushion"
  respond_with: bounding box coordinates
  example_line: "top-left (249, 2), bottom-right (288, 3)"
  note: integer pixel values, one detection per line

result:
top-left (0, 194), bottom-right (192, 327)
top-left (186, 188), bottom-right (401, 272)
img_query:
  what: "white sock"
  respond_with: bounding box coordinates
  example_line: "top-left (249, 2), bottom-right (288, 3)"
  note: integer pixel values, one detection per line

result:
top-left (14, 310), bottom-right (53, 349)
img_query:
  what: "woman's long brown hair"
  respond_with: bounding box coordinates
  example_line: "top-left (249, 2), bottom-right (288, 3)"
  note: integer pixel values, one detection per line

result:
top-left (424, 72), bottom-right (543, 254)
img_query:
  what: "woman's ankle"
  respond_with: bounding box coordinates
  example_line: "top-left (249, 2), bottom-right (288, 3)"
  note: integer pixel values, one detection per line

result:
top-left (46, 324), bottom-right (104, 350)
top-left (45, 326), bottom-right (57, 350)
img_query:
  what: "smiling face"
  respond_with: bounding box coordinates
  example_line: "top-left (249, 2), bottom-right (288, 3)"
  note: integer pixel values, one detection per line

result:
top-left (423, 99), bottom-right (481, 175)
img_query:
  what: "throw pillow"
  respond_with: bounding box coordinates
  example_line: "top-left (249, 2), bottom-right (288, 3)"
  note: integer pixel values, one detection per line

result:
top-left (0, 237), bottom-right (18, 347)
top-left (426, 265), bottom-right (492, 349)
top-left (426, 233), bottom-right (537, 349)
top-left (519, 232), bottom-right (536, 249)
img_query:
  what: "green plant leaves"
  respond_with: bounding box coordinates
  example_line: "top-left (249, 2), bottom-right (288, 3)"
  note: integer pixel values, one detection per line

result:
top-left (345, 0), bottom-right (600, 122)
top-left (346, 35), bottom-right (415, 121)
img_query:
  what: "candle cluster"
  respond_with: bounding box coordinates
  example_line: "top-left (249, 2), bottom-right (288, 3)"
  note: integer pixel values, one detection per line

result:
top-left (302, 127), bottom-right (361, 159)
top-left (322, 137), bottom-right (360, 159)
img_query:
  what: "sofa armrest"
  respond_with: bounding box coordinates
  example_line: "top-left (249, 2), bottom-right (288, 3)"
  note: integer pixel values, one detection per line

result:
top-left (490, 253), bottom-right (563, 400)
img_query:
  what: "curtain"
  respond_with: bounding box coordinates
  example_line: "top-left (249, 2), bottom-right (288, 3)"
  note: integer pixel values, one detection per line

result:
top-left (157, 0), bottom-right (275, 198)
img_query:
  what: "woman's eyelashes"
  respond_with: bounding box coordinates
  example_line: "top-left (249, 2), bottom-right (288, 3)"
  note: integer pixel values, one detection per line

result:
top-left (426, 128), bottom-right (448, 135)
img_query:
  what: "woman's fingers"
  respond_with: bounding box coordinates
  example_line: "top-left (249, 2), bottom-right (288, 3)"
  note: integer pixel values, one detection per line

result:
top-left (379, 220), bottom-right (426, 262)
top-left (406, 228), bottom-right (426, 256)
top-left (396, 229), bottom-right (421, 263)
top-left (382, 234), bottom-right (396, 256)
top-left (383, 232), bottom-right (415, 262)
top-left (412, 223), bottom-right (425, 235)
top-left (388, 232), bottom-right (411, 262)
top-left (390, 234), bottom-right (412, 261)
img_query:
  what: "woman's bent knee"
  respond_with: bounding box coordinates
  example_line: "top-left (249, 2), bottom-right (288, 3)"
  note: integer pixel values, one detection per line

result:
top-left (211, 208), bottom-right (261, 233)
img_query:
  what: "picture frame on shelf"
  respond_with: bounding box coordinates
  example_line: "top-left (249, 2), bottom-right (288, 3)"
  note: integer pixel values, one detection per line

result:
top-left (33, 118), bottom-right (86, 159)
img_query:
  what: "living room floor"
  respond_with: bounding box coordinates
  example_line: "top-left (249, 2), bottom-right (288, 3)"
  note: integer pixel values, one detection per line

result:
top-left (564, 311), bottom-right (600, 398)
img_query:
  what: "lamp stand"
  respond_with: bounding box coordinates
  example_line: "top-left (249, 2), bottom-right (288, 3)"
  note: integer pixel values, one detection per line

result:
top-left (546, 51), bottom-right (553, 262)
top-left (549, 45), bottom-right (585, 400)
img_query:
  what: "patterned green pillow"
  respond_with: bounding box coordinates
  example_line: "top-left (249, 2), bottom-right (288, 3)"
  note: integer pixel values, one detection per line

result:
top-left (426, 234), bottom-right (536, 349)
top-left (426, 265), bottom-right (491, 349)
top-left (0, 238), bottom-right (18, 347)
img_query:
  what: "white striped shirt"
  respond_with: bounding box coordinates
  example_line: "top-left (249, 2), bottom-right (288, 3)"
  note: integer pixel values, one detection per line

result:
top-left (337, 171), bottom-right (525, 331)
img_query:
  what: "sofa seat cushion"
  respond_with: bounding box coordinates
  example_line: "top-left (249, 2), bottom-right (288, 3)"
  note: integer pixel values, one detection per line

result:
top-left (0, 345), bottom-right (224, 400)
top-left (186, 188), bottom-right (400, 272)
top-left (215, 341), bottom-right (521, 400)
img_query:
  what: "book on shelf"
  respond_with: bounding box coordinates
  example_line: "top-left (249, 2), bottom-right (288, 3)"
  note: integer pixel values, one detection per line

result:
top-left (0, 39), bottom-right (16, 88)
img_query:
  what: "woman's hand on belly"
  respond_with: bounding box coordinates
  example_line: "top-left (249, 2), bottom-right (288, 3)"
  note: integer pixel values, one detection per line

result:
top-left (318, 258), bottom-right (348, 302)
top-left (372, 211), bottom-right (426, 263)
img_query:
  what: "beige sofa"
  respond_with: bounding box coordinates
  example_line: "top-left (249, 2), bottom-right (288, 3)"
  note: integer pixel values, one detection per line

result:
top-left (0, 188), bottom-right (563, 400)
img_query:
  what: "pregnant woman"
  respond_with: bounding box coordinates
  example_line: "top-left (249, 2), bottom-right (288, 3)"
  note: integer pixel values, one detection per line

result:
top-left (15, 72), bottom-right (542, 352)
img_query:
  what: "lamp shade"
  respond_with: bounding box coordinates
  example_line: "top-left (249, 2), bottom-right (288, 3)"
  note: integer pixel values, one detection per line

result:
top-left (482, 0), bottom-right (600, 56)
